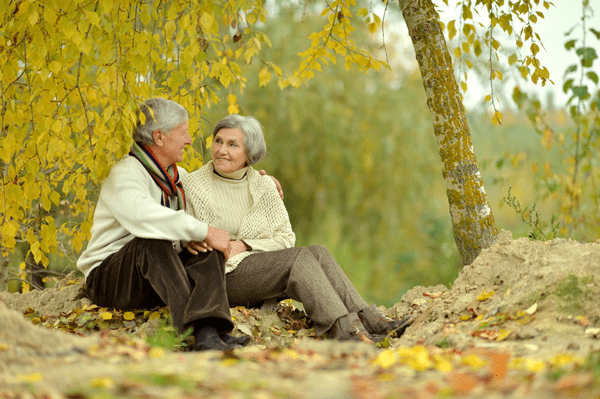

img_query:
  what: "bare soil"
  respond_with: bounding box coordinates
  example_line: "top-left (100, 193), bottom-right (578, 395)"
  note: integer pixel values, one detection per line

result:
top-left (2, 230), bottom-right (600, 398)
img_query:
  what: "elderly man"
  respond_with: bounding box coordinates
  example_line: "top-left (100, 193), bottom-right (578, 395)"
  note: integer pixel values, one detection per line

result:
top-left (77, 98), bottom-right (248, 351)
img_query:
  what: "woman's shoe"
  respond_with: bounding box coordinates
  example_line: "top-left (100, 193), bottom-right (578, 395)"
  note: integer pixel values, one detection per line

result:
top-left (325, 313), bottom-right (383, 343)
top-left (358, 304), bottom-right (412, 338)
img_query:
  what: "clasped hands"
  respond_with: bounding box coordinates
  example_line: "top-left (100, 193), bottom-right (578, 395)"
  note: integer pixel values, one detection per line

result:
top-left (185, 226), bottom-right (248, 260)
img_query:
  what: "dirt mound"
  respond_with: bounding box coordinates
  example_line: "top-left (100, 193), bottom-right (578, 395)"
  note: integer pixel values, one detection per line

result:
top-left (391, 230), bottom-right (600, 358)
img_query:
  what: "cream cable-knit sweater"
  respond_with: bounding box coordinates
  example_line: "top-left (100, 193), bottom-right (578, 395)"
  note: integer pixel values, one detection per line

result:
top-left (183, 161), bottom-right (296, 274)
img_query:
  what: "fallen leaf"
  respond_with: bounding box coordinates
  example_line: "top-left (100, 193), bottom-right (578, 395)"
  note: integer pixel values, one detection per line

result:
top-left (423, 292), bottom-right (444, 299)
top-left (237, 323), bottom-right (253, 336)
top-left (374, 350), bottom-right (397, 369)
top-left (577, 315), bottom-right (590, 327)
top-left (474, 329), bottom-right (499, 341)
top-left (149, 347), bottom-right (164, 358)
top-left (89, 377), bottom-right (114, 388)
top-left (461, 354), bottom-right (487, 370)
top-left (524, 303), bottom-right (538, 315)
top-left (123, 311), bottom-right (135, 321)
top-left (100, 312), bottom-right (113, 320)
top-left (17, 373), bottom-right (43, 382)
top-left (476, 291), bottom-right (495, 301)
top-left (496, 329), bottom-right (511, 341)
top-left (490, 352), bottom-right (510, 380)
top-left (148, 311), bottom-right (160, 320)
top-left (447, 372), bottom-right (478, 395)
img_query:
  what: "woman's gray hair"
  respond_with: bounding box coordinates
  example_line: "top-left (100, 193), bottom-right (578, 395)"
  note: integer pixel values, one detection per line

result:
top-left (212, 115), bottom-right (267, 166)
top-left (133, 98), bottom-right (188, 145)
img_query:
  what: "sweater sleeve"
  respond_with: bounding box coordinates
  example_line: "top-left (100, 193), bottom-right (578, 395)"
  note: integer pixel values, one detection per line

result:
top-left (240, 175), bottom-right (295, 252)
top-left (102, 159), bottom-right (208, 242)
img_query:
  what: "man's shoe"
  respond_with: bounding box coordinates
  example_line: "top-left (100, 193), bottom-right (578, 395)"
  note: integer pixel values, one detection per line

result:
top-left (219, 332), bottom-right (251, 347)
top-left (358, 304), bottom-right (412, 338)
top-left (193, 326), bottom-right (242, 351)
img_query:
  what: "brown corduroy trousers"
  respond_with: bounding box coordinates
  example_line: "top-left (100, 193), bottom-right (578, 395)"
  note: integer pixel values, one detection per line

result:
top-left (85, 237), bottom-right (234, 335)
top-left (226, 245), bottom-right (369, 336)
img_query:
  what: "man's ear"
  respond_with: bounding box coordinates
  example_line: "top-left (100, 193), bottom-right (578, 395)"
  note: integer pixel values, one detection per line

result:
top-left (152, 129), bottom-right (164, 146)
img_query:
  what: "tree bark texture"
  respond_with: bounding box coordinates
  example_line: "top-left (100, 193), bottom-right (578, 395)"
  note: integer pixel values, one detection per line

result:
top-left (399, 0), bottom-right (498, 265)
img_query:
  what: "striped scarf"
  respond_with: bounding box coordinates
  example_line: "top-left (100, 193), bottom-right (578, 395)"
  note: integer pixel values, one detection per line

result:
top-left (129, 141), bottom-right (186, 210)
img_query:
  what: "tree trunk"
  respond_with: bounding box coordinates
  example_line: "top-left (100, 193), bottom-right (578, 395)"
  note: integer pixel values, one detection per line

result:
top-left (399, 0), bottom-right (498, 265)
top-left (0, 257), bottom-right (8, 291)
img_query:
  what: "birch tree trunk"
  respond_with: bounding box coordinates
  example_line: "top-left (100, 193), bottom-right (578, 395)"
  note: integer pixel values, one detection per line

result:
top-left (399, 0), bottom-right (498, 265)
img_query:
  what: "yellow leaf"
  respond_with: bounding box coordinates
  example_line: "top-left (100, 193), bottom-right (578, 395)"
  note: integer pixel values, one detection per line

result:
top-left (100, 312), bottom-right (113, 320)
top-left (460, 315), bottom-right (471, 321)
top-left (149, 347), bottom-right (164, 358)
top-left (18, 373), bottom-right (43, 382)
top-left (531, 43), bottom-right (539, 55)
top-left (148, 311), bottom-right (160, 320)
top-left (258, 67), bottom-right (271, 86)
top-left (496, 329), bottom-right (511, 341)
top-left (407, 346), bottom-right (431, 371)
top-left (434, 354), bottom-right (453, 372)
top-left (374, 350), bottom-right (397, 369)
top-left (524, 303), bottom-right (538, 315)
top-left (164, 20), bottom-right (176, 38)
top-left (492, 111), bottom-right (503, 126)
top-left (462, 354), bottom-right (487, 370)
top-left (123, 311), bottom-right (135, 321)
top-left (476, 291), bottom-right (495, 301)
top-left (368, 22), bottom-right (378, 34)
top-left (28, 10), bottom-right (39, 26)
top-left (89, 377), bottom-right (114, 388)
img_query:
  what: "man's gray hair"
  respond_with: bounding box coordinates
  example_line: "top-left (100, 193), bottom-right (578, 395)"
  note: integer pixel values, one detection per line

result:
top-left (133, 98), bottom-right (188, 145)
top-left (212, 115), bottom-right (267, 166)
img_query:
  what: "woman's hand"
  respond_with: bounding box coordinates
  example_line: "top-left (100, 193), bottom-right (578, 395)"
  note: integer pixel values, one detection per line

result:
top-left (259, 169), bottom-right (284, 200)
top-left (230, 240), bottom-right (250, 257)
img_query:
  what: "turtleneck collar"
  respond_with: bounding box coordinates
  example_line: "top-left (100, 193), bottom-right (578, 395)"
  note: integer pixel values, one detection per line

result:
top-left (213, 164), bottom-right (249, 180)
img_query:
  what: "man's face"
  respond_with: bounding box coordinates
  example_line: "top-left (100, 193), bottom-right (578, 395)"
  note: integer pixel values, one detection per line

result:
top-left (156, 121), bottom-right (191, 166)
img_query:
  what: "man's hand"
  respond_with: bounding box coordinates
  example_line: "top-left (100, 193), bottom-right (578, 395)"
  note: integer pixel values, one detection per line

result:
top-left (185, 240), bottom-right (213, 255)
top-left (259, 169), bottom-right (284, 200)
top-left (204, 226), bottom-right (231, 260)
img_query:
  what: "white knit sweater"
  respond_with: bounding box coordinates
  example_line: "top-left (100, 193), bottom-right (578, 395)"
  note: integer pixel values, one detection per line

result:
top-left (77, 155), bottom-right (210, 279)
top-left (183, 161), bottom-right (296, 273)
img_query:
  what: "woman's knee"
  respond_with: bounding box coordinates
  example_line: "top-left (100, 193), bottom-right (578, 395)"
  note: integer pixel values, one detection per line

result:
top-left (307, 245), bottom-right (334, 260)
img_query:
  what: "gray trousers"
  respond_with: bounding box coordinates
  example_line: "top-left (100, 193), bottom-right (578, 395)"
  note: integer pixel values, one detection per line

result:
top-left (226, 245), bottom-right (369, 336)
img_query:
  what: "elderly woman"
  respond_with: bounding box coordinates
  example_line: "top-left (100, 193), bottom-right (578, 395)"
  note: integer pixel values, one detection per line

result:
top-left (183, 115), bottom-right (410, 342)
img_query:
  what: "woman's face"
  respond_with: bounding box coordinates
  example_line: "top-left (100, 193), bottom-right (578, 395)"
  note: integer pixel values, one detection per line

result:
top-left (212, 128), bottom-right (248, 174)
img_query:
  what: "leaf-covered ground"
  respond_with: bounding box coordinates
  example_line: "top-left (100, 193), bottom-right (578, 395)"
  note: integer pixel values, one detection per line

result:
top-left (2, 230), bottom-right (600, 398)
